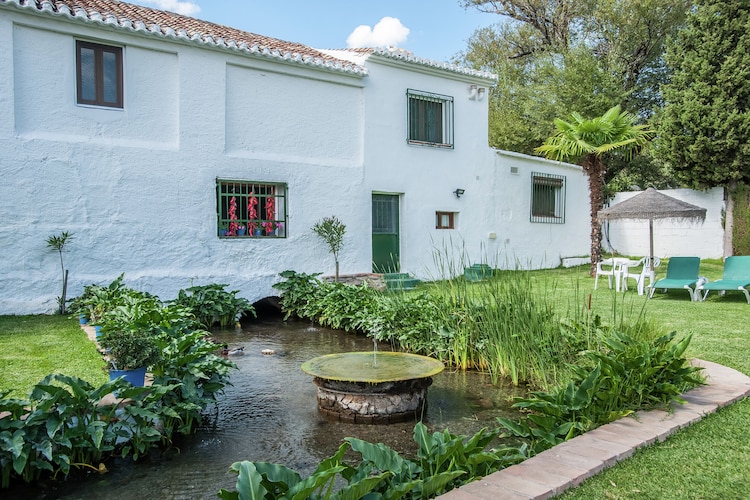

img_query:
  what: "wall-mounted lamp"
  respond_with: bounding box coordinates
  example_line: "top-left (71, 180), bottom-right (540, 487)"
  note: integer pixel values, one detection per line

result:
top-left (468, 84), bottom-right (477, 100)
top-left (477, 87), bottom-right (486, 100)
top-left (453, 188), bottom-right (465, 198)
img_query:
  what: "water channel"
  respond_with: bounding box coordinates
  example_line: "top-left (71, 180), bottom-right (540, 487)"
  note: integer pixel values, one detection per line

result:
top-left (17, 318), bottom-right (527, 499)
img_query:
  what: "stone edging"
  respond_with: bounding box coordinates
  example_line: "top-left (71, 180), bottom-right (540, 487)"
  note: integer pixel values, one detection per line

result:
top-left (437, 359), bottom-right (750, 499)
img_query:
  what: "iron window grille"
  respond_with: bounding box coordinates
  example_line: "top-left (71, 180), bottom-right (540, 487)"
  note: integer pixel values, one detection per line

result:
top-left (76, 40), bottom-right (123, 108)
top-left (216, 179), bottom-right (287, 238)
top-left (530, 172), bottom-right (566, 224)
top-left (406, 89), bottom-right (454, 148)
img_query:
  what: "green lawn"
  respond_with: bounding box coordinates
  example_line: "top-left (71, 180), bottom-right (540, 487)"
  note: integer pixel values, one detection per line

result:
top-left (530, 259), bottom-right (750, 499)
top-left (0, 315), bottom-right (108, 398)
top-left (0, 260), bottom-right (748, 497)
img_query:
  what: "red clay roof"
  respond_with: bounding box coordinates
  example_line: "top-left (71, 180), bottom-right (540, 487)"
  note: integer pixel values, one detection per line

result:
top-left (3, 0), bottom-right (496, 79)
top-left (2, 0), bottom-right (367, 74)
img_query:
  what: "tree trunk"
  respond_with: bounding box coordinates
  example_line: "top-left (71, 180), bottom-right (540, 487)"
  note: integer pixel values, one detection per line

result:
top-left (335, 260), bottom-right (340, 282)
top-left (724, 181), bottom-right (737, 257)
top-left (582, 155), bottom-right (606, 276)
top-left (60, 269), bottom-right (69, 315)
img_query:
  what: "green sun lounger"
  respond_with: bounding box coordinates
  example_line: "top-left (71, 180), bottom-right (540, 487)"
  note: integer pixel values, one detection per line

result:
top-left (697, 256), bottom-right (750, 304)
top-left (647, 256), bottom-right (701, 301)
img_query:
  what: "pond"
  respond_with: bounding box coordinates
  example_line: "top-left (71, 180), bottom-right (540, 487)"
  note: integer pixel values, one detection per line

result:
top-left (15, 318), bottom-right (527, 499)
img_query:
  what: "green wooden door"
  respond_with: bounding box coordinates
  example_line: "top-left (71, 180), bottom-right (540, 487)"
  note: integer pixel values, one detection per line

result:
top-left (372, 194), bottom-right (400, 273)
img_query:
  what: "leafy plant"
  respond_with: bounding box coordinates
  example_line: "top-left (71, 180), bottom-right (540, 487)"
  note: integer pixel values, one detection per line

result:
top-left (171, 283), bottom-right (254, 328)
top-left (272, 270), bottom-right (324, 320)
top-left (151, 329), bottom-right (236, 434)
top-left (98, 329), bottom-right (162, 371)
top-left (312, 216), bottom-right (346, 281)
top-left (67, 274), bottom-right (151, 324)
top-left (218, 422), bottom-right (526, 499)
top-left (497, 330), bottom-right (704, 455)
top-left (46, 231), bottom-right (73, 314)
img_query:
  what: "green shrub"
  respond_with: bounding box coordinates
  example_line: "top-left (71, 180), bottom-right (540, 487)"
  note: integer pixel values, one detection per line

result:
top-left (218, 422), bottom-right (527, 499)
top-left (497, 330), bottom-right (704, 455)
top-left (171, 283), bottom-right (255, 328)
top-left (272, 270), bottom-right (325, 320)
top-left (1, 285), bottom-right (238, 489)
top-left (732, 183), bottom-right (750, 255)
top-left (68, 274), bottom-right (156, 324)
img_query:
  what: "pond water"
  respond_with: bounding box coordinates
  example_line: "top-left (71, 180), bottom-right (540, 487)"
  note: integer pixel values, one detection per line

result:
top-left (15, 319), bottom-right (527, 499)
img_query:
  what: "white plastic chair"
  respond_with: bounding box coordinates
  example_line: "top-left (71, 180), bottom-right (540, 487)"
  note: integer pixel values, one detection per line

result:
top-left (621, 257), bottom-right (661, 295)
top-left (594, 258), bottom-right (617, 290)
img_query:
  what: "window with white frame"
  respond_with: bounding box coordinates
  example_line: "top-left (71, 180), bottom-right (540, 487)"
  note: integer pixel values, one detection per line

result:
top-left (406, 89), bottom-right (454, 148)
top-left (76, 40), bottom-right (123, 108)
top-left (530, 172), bottom-right (566, 223)
top-left (216, 179), bottom-right (287, 238)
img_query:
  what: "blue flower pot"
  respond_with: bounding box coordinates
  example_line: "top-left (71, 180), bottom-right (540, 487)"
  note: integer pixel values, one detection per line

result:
top-left (109, 367), bottom-right (147, 387)
top-left (237, 228), bottom-right (246, 236)
top-left (79, 314), bottom-right (88, 325)
top-left (94, 325), bottom-right (103, 339)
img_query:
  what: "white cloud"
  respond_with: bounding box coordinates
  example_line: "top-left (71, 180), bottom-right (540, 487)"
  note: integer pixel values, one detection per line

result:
top-left (140, 1), bottom-right (201, 16)
top-left (346, 17), bottom-right (409, 48)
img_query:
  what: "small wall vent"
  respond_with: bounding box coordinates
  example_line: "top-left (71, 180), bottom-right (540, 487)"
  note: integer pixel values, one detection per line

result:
top-left (510, 166), bottom-right (519, 175)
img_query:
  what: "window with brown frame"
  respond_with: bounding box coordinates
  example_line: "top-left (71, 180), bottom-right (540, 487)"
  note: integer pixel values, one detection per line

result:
top-left (436, 211), bottom-right (455, 229)
top-left (76, 40), bottom-right (123, 108)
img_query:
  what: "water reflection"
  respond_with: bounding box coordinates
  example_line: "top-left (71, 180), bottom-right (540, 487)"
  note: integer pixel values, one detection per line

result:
top-left (22, 319), bottom-right (526, 500)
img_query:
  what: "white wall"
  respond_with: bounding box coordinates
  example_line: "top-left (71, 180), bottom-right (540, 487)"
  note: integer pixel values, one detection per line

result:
top-left (603, 188), bottom-right (724, 259)
top-left (0, 10), bottom-right (370, 314)
top-left (0, 7), bottom-right (591, 314)
top-left (360, 57), bottom-right (590, 279)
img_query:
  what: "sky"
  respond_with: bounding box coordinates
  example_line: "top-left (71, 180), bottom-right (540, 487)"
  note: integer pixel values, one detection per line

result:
top-left (132, 0), bottom-right (499, 63)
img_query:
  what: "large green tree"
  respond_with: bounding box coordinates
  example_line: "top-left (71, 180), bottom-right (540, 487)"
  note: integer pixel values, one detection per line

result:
top-left (656, 0), bottom-right (750, 256)
top-left (536, 106), bottom-right (654, 274)
top-left (458, 0), bottom-right (690, 188)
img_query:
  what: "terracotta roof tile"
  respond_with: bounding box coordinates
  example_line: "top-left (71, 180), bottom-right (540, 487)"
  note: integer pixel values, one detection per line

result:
top-left (3, 0), bottom-right (496, 80)
top-left (2, 0), bottom-right (367, 75)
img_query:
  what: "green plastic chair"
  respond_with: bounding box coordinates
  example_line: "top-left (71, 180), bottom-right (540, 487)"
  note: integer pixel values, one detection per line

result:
top-left (647, 257), bottom-right (701, 301)
top-left (697, 256), bottom-right (750, 304)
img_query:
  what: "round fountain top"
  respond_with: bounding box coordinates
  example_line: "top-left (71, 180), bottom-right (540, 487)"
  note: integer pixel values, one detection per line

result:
top-left (301, 351), bottom-right (444, 383)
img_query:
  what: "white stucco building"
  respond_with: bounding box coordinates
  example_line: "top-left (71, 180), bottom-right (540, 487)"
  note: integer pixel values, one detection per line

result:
top-left (0, 0), bottom-right (590, 314)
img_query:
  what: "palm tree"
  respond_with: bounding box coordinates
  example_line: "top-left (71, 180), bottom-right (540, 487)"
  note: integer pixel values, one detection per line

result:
top-left (535, 105), bottom-right (654, 275)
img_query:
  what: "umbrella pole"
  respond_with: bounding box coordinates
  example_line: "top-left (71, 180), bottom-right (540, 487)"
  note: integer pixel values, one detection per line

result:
top-left (649, 219), bottom-right (655, 272)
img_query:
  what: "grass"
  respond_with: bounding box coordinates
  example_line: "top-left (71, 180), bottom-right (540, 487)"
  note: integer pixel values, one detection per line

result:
top-left (1, 259), bottom-right (748, 497)
top-left (0, 315), bottom-right (108, 398)
top-left (526, 258), bottom-right (750, 499)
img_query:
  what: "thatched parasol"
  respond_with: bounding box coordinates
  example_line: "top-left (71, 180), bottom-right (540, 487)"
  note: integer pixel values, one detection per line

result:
top-left (598, 188), bottom-right (707, 271)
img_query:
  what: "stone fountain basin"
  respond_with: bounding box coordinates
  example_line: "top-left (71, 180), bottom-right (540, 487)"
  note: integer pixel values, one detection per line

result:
top-left (301, 352), bottom-right (444, 424)
top-left (302, 352), bottom-right (443, 424)
top-left (301, 351), bottom-right (444, 382)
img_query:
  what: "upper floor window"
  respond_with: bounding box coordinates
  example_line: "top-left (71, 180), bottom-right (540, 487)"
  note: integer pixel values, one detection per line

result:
top-left (216, 179), bottom-right (287, 238)
top-left (76, 41), bottom-right (123, 108)
top-left (406, 89), bottom-right (454, 148)
top-left (530, 172), bottom-right (566, 224)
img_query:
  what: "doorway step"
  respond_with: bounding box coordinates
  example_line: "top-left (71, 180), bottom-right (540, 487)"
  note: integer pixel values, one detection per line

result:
top-left (384, 273), bottom-right (420, 291)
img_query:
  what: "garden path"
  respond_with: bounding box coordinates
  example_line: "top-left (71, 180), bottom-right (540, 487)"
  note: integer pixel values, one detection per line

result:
top-left (437, 359), bottom-right (750, 499)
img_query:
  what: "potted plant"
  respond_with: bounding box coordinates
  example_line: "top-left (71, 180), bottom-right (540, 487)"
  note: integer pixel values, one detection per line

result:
top-left (262, 221), bottom-right (276, 236)
top-left (236, 224), bottom-right (247, 236)
top-left (98, 329), bottom-right (162, 387)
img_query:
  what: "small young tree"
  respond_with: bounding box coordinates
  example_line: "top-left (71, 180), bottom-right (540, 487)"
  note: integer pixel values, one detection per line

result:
top-left (46, 231), bottom-right (73, 314)
top-left (312, 216), bottom-right (346, 282)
